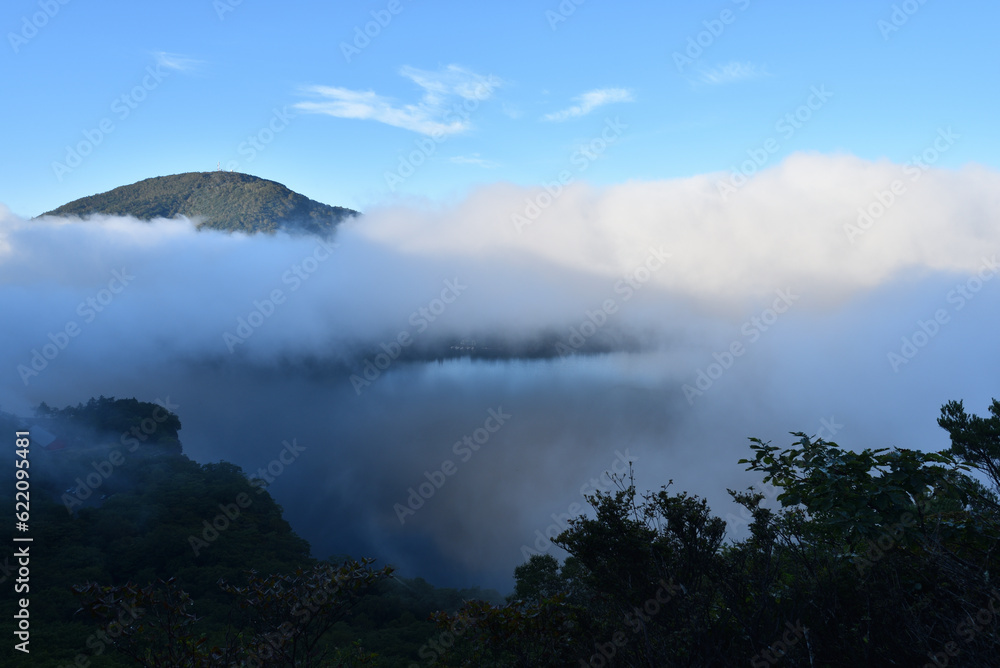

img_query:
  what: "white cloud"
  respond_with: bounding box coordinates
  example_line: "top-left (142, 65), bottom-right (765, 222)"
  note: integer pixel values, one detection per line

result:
top-left (543, 88), bottom-right (634, 122)
top-left (355, 153), bottom-right (1000, 309)
top-left (697, 61), bottom-right (768, 85)
top-left (450, 154), bottom-right (499, 168)
top-left (294, 65), bottom-right (502, 137)
top-left (151, 51), bottom-right (204, 72)
top-left (501, 102), bottom-right (522, 119)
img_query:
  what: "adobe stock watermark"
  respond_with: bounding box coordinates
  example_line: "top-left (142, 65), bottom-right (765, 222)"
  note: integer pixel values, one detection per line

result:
top-left (7, 0), bottom-right (71, 53)
top-left (223, 237), bottom-right (339, 352)
top-left (51, 63), bottom-right (170, 181)
top-left (878, 0), bottom-right (932, 41)
top-left (511, 116), bottom-right (627, 234)
top-left (844, 127), bottom-right (958, 244)
top-left (393, 407), bottom-right (512, 525)
top-left (887, 255), bottom-right (997, 372)
top-left (579, 577), bottom-right (684, 667)
top-left (58, 597), bottom-right (141, 668)
top-left (521, 449), bottom-right (636, 560)
top-left (716, 85), bottom-right (833, 201)
top-left (413, 613), bottom-right (473, 666)
top-left (349, 278), bottom-right (468, 395)
top-left (851, 516), bottom-right (913, 576)
top-left (858, 486), bottom-right (961, 588)
top-left (246, 438), bottom-right (308, 492)
top-left (683, 288), bottom-right (799, 404)
top-left (922, 588), bottom-right (1000, 668)
top-left (17, 268), bottom-right (134, 386)
top-left (750, 620), bottom-right (807, 667)
top-left (341, 0), bottom-right (409, 62)
top-left (61, 397), bottom-right (180, 513)
top-left (219, 107), bottom-right (294, 172)
top-left (556, 246), bottom-right (672, 356)
top-left (545, 0), bottom-right (587, 31)
top-left (188, 438), bottom-right (306, 556)
top-left (725, 416), bottom-right (842, 534)
top-left (242, 566), bottom-right (358, 667)
top-left (672, 0), bottom-right (752, 74)
top-left (384, 80), bottom-right (498, 192)
top-left (213, 0), bottom-right (243, 21)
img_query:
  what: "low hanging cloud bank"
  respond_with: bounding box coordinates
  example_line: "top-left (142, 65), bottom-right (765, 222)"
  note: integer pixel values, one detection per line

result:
top-left (2, 152), bottom-right (998, 589)
top-left (4, 152), bottom-right (998, 371)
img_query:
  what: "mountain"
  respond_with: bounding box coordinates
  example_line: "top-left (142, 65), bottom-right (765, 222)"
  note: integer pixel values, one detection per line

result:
top-left (0, 397), bottom-right (502, 667)
top-left (40, 171), bottom-right (358, 235)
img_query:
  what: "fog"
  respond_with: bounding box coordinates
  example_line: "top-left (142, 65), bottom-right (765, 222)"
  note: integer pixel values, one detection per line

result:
top-left (3, 152), bottom-right (999, 590)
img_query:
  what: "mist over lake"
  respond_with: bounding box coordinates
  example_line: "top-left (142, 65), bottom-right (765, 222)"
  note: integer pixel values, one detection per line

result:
top-left (5, 2), bottom-right (1000, 662)
top-left (4, 162), bottom-right (998, 590)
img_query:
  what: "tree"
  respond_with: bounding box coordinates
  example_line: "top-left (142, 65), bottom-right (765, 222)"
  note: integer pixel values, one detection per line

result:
top-left (73, 578), bottom-right (223, 667)
top-left (739, 432), bottom-right (1000, 665)
top-left (218, 559), bottom-right (393, 666)
top-left (510, 554), bottom-right (564, 603)
top-left (429, 594), bottom-right (584, 667)
top-left (939, 398), bottom-right (1000, 492)
top-left (440, 409), bottom-right (1000, 666)
top-left (73, 560), bottom-right (392, 667)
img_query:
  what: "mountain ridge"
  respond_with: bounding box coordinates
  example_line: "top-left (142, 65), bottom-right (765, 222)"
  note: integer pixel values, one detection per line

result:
top-left (40, 171), bottom-right (358, 235)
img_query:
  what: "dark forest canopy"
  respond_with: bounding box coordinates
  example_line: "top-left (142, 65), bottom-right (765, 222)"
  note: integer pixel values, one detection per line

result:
top-left (3, 396), bottom-right (999, 666)
top-left (39, 171), bottom-right (358, 235)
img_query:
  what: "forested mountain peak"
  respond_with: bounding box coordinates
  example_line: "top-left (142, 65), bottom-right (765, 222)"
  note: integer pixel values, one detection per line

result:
top-left (40, 171), bottom-right (357, 235)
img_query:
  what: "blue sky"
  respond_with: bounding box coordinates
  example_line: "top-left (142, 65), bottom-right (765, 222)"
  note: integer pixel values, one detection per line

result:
top-left (3, 0), bottom-right (998, 216)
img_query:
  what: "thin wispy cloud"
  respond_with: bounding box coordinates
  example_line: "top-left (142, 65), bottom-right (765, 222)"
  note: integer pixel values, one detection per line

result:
top-left (697, 62), bottom-right (768, 85)
top-left (542, 88), bottom-right (634, 122)
top-left (294, 65), bottom-right (502, 137)
top-left (450, 153), bottom-right (499, 168)
top-left (151, 51), bottom-right (205, 73)
top-left (501, 102), bottom-right (523, 119)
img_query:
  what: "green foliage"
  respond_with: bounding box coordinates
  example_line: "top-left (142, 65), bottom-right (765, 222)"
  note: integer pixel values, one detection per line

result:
top-left (73, 560), bottom-right (394, 667)
top-left (434, 401), bottom-right (1000, 667)
top-left (219, 560), bottom-right (394, 666)
top-left (509, 554), bottom-right (563, 603)
top-left (40, 171), bottom-right (357, 235)
top-left (72, 578), bottom-right (216, 667)
top-left (36, 395), bottom-right (181, 450)
top-left (2, 397), bottom-right (502, 667)
top-left (11, 395), bottom-right (1000, 666)
top-left (430, 594), bottom-right (585, 667)
top-left (939, 398), bottom-right (1000, 492)
top-left (738, 432), bottom-right (973, 541)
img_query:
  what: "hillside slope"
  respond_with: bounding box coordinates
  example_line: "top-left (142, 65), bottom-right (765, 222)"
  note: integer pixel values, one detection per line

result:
top-left (41, 171), bottom-right (357, 235)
